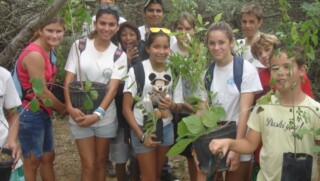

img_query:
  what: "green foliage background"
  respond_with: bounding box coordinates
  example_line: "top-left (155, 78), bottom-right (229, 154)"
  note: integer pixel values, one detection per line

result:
top-left (51, 0), bottom-right (320, 100)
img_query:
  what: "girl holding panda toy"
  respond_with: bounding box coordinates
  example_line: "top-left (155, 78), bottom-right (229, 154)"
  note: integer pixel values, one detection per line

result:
top-left (122, 28), bottom-right (183, 180)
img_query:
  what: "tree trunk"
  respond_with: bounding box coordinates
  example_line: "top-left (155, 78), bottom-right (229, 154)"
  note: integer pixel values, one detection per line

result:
top-left (0, 0), bottom-right (67, 67)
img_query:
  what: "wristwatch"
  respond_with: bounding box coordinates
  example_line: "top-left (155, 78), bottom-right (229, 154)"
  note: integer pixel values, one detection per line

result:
top-left (139, 134), bottom-right (145, 143)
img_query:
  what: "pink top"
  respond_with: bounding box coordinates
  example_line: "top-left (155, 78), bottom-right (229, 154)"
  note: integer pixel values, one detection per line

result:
top-left (17, 43), bottom-right (57, 115)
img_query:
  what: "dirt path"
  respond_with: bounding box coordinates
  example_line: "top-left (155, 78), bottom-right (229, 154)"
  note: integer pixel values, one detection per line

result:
top-left (50, 117), bottom-right (190, 181)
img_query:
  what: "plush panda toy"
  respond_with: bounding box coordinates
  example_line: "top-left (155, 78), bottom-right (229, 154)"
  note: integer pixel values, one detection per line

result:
top-left (148, 72), bottom-right (171, 119)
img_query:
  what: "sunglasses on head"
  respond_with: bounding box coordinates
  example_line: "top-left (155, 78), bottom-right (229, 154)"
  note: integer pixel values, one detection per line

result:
top-left (98, 5), bottom-right (119, 13)
top-left (149, 27), bottom-right (171, 35)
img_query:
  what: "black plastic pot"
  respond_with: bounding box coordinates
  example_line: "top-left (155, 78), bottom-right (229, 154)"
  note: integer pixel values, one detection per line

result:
top-left (281, 152), bottom-right (313, 181)
top-left (0, 148), bottom-right (14, 181)
top-left (152, 118), bottom-right (163, 143)
top-left (68, 81), bottom-right (107, 114)
top-left (193, 121), bottom-right (237, 174)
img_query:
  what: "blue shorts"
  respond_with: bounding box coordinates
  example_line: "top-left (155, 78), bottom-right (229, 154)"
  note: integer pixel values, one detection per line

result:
top-left (69, 121), bottom-right (117, 139)
top-left (110, 128), bottom-right (130, 163)
top-left (131, 123), bottom-right (174, 154)
top-left (18, 108), bottom-right (54, 158)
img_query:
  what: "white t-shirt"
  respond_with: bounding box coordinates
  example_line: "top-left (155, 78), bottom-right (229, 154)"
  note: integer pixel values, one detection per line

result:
top-left (205, 59), bottom-right (262, 161)
top-left (0, 67), bottom-right (22, 168)
top-left (249, 95), bottom-right (320, 181)
top-left (124, 60), bottom-right (183, 126)
top-left (139, 25), bottom-right (177, 45)
top-left (65, 39), bottom-right (128, 126)
top-left (234, 38), bottom-right (265, 69)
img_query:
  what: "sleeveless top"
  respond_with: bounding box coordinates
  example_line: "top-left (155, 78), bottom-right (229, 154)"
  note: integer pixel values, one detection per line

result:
top-left (17, 43), bottom-right (57, 115)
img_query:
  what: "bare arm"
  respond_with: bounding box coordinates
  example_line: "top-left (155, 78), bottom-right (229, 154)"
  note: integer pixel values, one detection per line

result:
top-left (63, 71), bottom-right (85, 121)
top-left (237, 92), bottom-right (255, 139)
top-left (226, 92), bottom-right (255, 170)
top-left (5, 108), bottom-right (21, 164)
top-left (122, 92), bottom-right (143, 139)
top-left (209, 128), bottom-right (261, 156)
top-left (23, 52), bottom-right (65, 113)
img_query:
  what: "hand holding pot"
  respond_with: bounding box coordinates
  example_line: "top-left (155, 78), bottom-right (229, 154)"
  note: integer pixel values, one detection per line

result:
top-left (143, 134), bottom-right (161, 147)
top-left (6, 140), bottom-right (21, 168)
top-left (209, 138), bottom-right (231, 157)
top-left (76, 114), bottom-right (99, 127)
top-left (226, 151), bottom-right (240, 171)
top-left (67, 107), bottom-right (85, 122)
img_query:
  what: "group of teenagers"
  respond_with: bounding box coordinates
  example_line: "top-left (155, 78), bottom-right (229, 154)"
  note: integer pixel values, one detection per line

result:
top-left (1, 0), bottom-right (320, 181)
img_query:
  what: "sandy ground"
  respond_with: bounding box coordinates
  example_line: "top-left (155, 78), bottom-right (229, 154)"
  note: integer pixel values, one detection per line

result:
top-left (40, 117), bottom-right (190, 181)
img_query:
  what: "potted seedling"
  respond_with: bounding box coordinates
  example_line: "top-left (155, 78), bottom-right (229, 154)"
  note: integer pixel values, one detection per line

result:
top-left (68, 78), bottom-right (107, 115)
top-left (255, 46), bottom-right (319, 181)
top-left (167, 13), bottom-right (237, 175)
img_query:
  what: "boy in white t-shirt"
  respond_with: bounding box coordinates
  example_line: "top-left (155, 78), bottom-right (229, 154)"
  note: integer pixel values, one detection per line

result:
top-left (234, 3), bottom-right (265, 69)
top-left (0, 67), bottom-right (23, 180)
top-left (209, 45), bottom-right (320, 181)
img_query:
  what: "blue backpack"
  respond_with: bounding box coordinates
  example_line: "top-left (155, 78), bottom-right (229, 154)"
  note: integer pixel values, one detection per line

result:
top-left (204, 56), bottom-right (244, 92)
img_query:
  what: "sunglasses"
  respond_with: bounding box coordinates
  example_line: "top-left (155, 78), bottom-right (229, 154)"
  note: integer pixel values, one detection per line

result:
top-left (98, 5), bottom-right (120, 14)
top-left (149, 27), bottom-right (171, 35)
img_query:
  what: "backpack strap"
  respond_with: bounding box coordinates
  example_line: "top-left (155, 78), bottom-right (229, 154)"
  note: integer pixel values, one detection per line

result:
top-left (205, 62), bottom-right (215, 92)
top-left (233, 56), bottom-right (244, 92)
top-left (78, 38), bottom-right (87, 53)
top-left (113, 48), bottom-right (123, 62)
top-left (204, 56), bottom-right (244, 93)
top-left (132, 62), bottom-right (145, 108)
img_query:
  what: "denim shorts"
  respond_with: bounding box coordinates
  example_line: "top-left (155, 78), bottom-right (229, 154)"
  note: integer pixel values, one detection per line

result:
top-left (18, 108), bottom-right (54, 158)
top-left (109, 128), bottom-right (130, 163)
top-left (69, 121), bottom-right (117, 139)
top-left (131, 123), bottom-right (174, 154)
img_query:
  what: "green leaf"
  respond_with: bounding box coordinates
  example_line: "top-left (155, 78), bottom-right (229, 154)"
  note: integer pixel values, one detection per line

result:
top-left (256, 106), bottom-right (265, 114)
top-left (209, 106), bottom-right (227, 122)
top-left (296, 127), bottom-right (313, 137)
top-left (202, 109), bottom-right (218, 128)
top-left (30, 98), bottom-right (40, 112)
top-left (214, 13), bottom-right (222, 22)
top-left (42, 98), bottom-right (53, 107)
top-left (167, 138), bottom-right (195, 156)
top-left (307, 46), bottom-right (315, 60)
top-left (85, 79), bottom-right (92, 92)
top-left (90, 90), bottom-right (98, 100)
top-left (83, 96), bottom-right (93, 110)
top-left (257, 91), bottom-right (272, 105)
top-left (197, 14), bottom-right (203, 25)
top-left (177, 121), bottom-right (190, 137)
top-left (185, 96), bottom-right (202, 104)
top-left (31, 78), bottom-right (45, 95)
top-left (291, 25), bottom-right (299, 41)
top-left (182, 115), bottom-right (205, 134)
top-left (269, 78), bottom-right (277, 87)
top-left (311, 35), bottom-right (318, 46)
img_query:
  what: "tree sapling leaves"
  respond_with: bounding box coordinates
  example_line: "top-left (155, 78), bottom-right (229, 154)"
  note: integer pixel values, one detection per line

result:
top-left (31, 78), bottom-right (45, 95)
top-left (42, 98), bottom-right (53, 107)
top-left (202, 109), bottom-right (217, 128)
top-left (83, 96), bottom-right (93, 110)
top-left (90, 90), bottom-right (98, 100)
top-left (84, 79), bottom-right (92, 92)
top-left (30, 98), bottom-right (40, 112)
top-left (182, 114), bottom-right (205, 135)
top-left (167, 138), bottom-right (195, 156)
